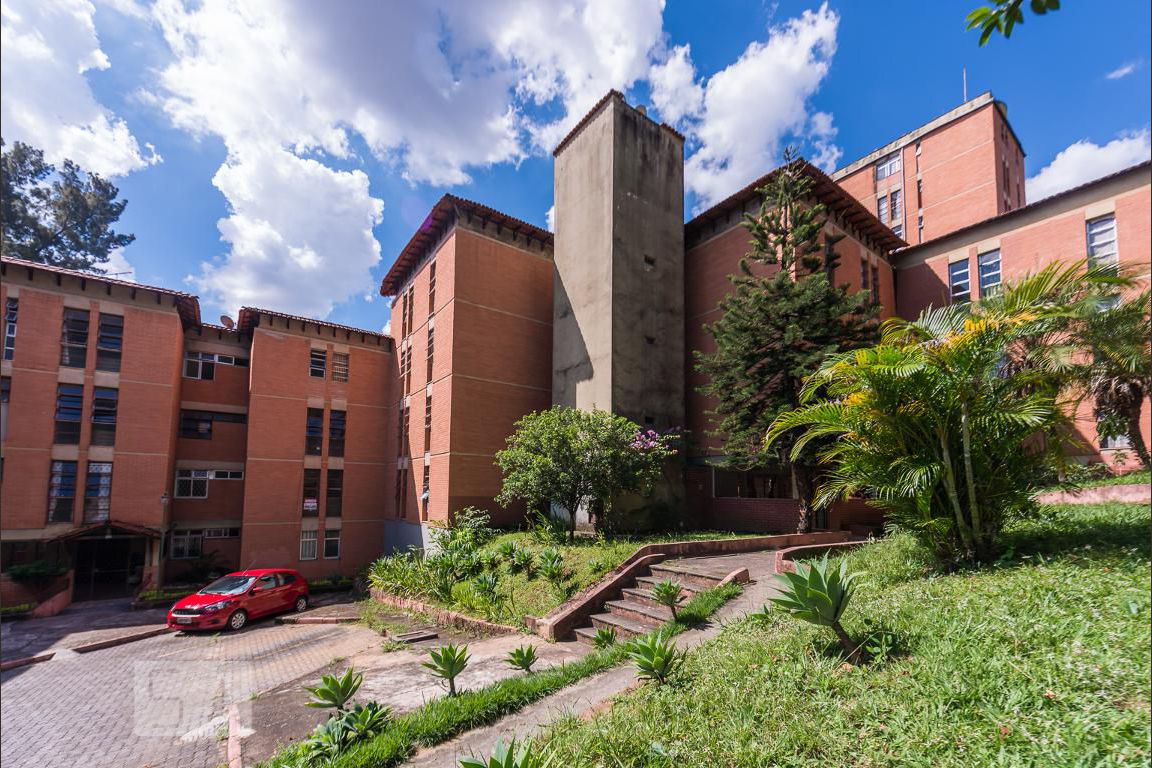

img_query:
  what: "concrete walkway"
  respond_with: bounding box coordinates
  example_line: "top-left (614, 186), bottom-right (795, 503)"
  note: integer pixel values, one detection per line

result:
top-left (404, 549), bottom-right (783, 766)
top-left (0, 598), bottom-right (168, 663)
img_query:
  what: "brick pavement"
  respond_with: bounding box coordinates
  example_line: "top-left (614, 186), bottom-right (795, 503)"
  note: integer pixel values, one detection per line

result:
top-left (0, 619), bottom-right (380, 768)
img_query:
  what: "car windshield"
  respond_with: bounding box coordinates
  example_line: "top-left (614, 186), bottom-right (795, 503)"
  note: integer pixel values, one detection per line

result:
top-left (199, 575), bottom-right (255, 595)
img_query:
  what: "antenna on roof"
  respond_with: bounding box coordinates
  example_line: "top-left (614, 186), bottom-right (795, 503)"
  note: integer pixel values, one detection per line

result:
top-left (962, 67), bottom-right (968, 103)
top-left (220, 315), bottom-right (235, 329)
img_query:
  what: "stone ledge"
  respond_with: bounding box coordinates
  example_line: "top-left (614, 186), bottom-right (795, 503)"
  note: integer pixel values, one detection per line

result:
top-left (774, 541), bottom-right (868, 573)
top-left (369, 589), bottom-right (519, 636)
top-left (1037, 483), bottom-right (1150, 505)
top-left (0, 652), bottom-right (55, 672)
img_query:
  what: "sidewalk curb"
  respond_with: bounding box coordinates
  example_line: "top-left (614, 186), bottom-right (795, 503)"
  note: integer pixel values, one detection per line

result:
top-left (72, 626), bottom-right (174, 653)
top-left (228, 703), bottom-right (244, 768)
top-left (276, 615), bottom-right (360, 625)
top-left (0, 652), bottom-right (55, 672)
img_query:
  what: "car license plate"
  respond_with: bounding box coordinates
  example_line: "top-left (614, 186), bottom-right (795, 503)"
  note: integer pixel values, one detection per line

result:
top-left (176, 617), bottom-right (193, 625)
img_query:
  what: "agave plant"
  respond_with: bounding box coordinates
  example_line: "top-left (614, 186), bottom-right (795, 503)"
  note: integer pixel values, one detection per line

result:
top-left (424, 643), bottom-right (470, 697)
top-left (303, 667), bottom-right (363, 711)
top-left (592, 626), bottom-right (617, 650)
top-left (537, 548), bottom-right (565, 586)
top-left (473, 572), bottom-right (501, 601)
top-left (495, 539), bottom-right (518, 561)
top-left (650, 579), bottom-right (685, 621)
top-left (769, 555), bottom-right (862, 663)
top-left (459, 737), bottom-right (553, 768)
top-left (627, 633), bottom-right (685, 685)
top-left (341, 701), bottom-right (391, 739)
top-left (506, 644), bottom-right (539, 673)
top-left (509, 547), bottom-right (536, 576)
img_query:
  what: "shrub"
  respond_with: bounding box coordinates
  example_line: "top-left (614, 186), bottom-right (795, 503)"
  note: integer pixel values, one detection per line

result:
top-left (495, 539), bottom-right (518, 562)
top-left (368, 550), bottom-right (427, 598)
top-left (459, 738), bottom-right (552, 768)
top-left (472, 572), bottom-right (500, 602)
top-left (506, 644), bottom-right (539, 673)
top-left (627, 632), bottom-right (685, 685)
top-left (528, 509), bottom-right (568, 545)
top-left (650, 579), bottom-right (685, 621)
top-left (592, 626), bottom-right (618, 649)
top-left (508, 547), bottom-right (535, 576)
top-left (6, 560), bottom-right (69, 582)
top-left (304, 667), bottom-right (363, 711)
top-left (299, 701), bottom-right (391, 766)
top-left (424, 644), bottom-right (470, 697)
top-left (769, 555), bottom-right (862, 663)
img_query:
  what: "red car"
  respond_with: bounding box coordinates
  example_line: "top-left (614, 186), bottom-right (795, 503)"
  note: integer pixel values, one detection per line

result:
top-left (167, 568), bottom-right (309, 631)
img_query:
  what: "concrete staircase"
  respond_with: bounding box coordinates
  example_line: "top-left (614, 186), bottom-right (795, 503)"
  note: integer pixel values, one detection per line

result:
top-left (572, 558), bottom-right (727, 645)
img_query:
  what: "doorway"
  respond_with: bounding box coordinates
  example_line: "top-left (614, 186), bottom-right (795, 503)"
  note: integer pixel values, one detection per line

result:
top-left (72, 535), bottom-right (147, 602)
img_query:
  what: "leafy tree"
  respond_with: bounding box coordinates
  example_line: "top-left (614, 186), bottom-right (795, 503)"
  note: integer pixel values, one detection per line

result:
top-left (1, 138), bottom-right (135, 271)
top-left (695, 154), bottom-right (878, 533)
top-left (767, 265), bottom-right (1094, 563)
top-left (967, 0), bottom-right (1062, 46)
top-left (495, 407), bottom-right (677, 540)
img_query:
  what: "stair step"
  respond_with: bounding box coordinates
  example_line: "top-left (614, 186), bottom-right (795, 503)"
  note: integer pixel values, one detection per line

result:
top-left (588, 612), bottom-right (657, 639)
top-left (573, 625), bottom-right (610, 646)
top-left (632, 576), bottom-right (704, 596)
top-left (604, 599), bottom-right (670, 625)
top-left (648, 561), bottom-right (727, 590)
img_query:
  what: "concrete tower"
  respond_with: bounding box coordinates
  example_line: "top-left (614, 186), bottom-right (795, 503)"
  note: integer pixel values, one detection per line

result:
top-left (551, 92), bottom-right (686, 431)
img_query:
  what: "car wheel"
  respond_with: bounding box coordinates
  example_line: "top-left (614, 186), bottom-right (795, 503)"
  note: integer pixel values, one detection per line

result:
top-left (294, 596), bottom-right (309, 613)
top-left (228, 609), bottom-right (248, 631)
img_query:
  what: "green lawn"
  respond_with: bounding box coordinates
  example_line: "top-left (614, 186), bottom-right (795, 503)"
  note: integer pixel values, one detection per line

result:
top-left (540, 503), bottom-right (1152, 767)
top-left (1076, 468), bottom-right (1151, 488)
top-left (370, 529), bottom-right (760, 625)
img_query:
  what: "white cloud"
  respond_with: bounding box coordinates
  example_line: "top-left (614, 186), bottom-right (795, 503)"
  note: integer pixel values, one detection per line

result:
top-left (649, 44), bottom-right (704, 126)
top-left (1026, 130), bottom-right (1151, 201)
top-left (1105, 60), bottom-right (1140, 80)
top-left (545, 204), bottom-right (556, 233)
top-left (663, 3), bottom-right (841, 208)
top-left (101, 247), bottom-right (136, 280)
top-left (0, 0), bottom-right (158, 176)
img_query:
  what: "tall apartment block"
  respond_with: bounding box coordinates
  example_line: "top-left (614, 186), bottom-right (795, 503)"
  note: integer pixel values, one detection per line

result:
top-left (2, 89), bottom-right (1148, 613)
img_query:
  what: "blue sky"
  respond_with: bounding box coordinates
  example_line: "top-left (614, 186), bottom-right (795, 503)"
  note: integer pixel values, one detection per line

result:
top-left (2, 1), bottom-right (1149, 334)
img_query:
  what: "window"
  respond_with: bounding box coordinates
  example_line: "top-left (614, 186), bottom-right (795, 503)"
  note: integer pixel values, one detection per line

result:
top-left (916, 179), bottom-right (923, 208)
top-left (426, 323), bottom-right (435, 381)
top-left (332, 352), bottom-right (349, 383)
top-left (326, 469), bottom-right (343, 517)
top-left (713, 467), bottom-right (790, 498)
top-left (421, 463), bottom-right (431, 512)
top-left (890, 189), bottom-right (903, 222)
top-left (324, 528), bottom-right (341, 559)
top-left (396, 466), bottom-right (408, 519)
top-left (48, 460), bottom-right (78, 523)
top-left (1, 376), bottom-right (9, 442)
top-left (170, 530), bottom-right (203, 560)
top-left (875, 152), bottom-right (901, 180)
top-left (3, 297), bottom-right (16, 360)
top-left (405, 288), bottom-right (414, 337)
top-left (978, 250), bottom-right (1002, 296)
top-left (1086, 215), bottom-right (1118, 270)
top-left (55, 384), bottom-right (83, 444)
top-left (328, 410), bottom-right (346, 457)
top-left (949, 259), bottom-right (971, 303)
top-left (398, 402), bottom-right (410, 457)
top-left (305, 408), bottom-right (324, 455)
top-left (309, 349), bottom-right (327, 378)
top-left (892, 224), bottom-right (904, 239)
top-left (871, 266), bottom-right (881, 305)
top-left (877, 194), bottom-right (889, 224)
top-left (299, 529), bottom-right (318, 560)
top-left (91, 387), bottom-right (118, 446)
top-left (1099, 428), bottom-right (1130, 450)
top-left (95, 314), bottom-right (123, 372)
top-left (175, 470), bottom-right (210, 498)
top-left (203, 527), bottom-right (241, 538)
top-left (60, 308), bottom-right (90, 368)
top-left (860, 259), bottom-right (869, 292)
top-left (84, 462), bottom-right (113, 522)
top-left (428, 260), bottom-right (437, 315)
top-left (179, 409), bottom-right (246, 439)
top-left (424, 393), bottom-right (433, 452)
top-left (302, 469), bottom-right (321, 517)
top-left (917, 214), bottom-right (924, 243)
top-left (183, 351), bottom-right (216, 380)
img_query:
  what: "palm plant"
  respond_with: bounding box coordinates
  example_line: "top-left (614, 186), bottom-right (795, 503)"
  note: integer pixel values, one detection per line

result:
top-left (424, 643), bottom-right (470, 697)
top-left (592, 626), bottom-right (617, 649)
top-left (303, 667), bottom-right (363, 711)
top-left (650, 579), bottom-right (685, 621)
top-left (767, 264), bottom-right (1104, 563)
top-left (506, 644), bottom-right (539, 673)
top-left (769, 555), bottom-right (862, 663)
top-left (627, 633), bottom-right (685, 685)
top-left (459, 737), bottom-right (553, 768)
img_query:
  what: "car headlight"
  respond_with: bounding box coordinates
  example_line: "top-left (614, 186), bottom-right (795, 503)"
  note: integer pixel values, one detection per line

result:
top-left (203, 600), bottom-right (233, 613)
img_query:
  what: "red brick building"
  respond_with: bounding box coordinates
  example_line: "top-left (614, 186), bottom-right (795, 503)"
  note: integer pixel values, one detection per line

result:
top-left (2, 90), bottom-right (1149, 608)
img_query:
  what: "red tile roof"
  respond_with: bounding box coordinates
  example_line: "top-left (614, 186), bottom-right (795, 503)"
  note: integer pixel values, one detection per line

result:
top-left (237, 306), bottom-right (390, 340)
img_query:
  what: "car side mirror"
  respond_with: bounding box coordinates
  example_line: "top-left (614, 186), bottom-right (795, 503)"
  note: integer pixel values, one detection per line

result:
top-left (250, 586), bottom-right (264, 594)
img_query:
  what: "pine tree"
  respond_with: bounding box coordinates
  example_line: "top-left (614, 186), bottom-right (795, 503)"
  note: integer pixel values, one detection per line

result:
top-left (695, 152), bottom-right (880, 532)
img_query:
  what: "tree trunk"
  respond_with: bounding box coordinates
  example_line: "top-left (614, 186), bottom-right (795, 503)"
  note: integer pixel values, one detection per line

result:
top-left (959, 402), bottom-right (988, 562)
top-left (938, 428), bottom-right (975, 559)
top-left (793, 464), bottom-right (815, 534)
top-left (1127, 406), bottom-right (1151, 469)
top-left (831, 621), bottom-right (862, 664)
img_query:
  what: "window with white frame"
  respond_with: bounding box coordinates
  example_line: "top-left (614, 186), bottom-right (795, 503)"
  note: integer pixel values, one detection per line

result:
top-left (875, 152), bottom-right (901, 180)
top-left (175, 469), bottom-right (243, 498)
top-left (184, 351), bottom-right (249, 380)
top-left (203, 527), bottom-right (241, 538)
top-left (890, 188), bottom-right (903, 221)
top-left (949, 259), bottom-right (971, 303)
top-left (309, 349), bottom-right (327, 378)
top-left (1086, 215), bottom-right (1118, 270)
top-left (323, 528), bottom-right (341, 559)
top-left (977, 250), bottom-right (1002, 296)
top-left (170, 529), bottom-right (203, 559)
top-left (300, 529), bottom-right (318, 560)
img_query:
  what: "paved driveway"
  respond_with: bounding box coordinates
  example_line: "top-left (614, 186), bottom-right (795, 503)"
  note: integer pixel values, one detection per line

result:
top-left (0, 618), bottom-right (381, 768)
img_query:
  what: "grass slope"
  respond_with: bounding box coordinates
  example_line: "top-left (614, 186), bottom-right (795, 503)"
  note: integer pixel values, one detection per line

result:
top-left (541, 503), bottom-right (1152, 767)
